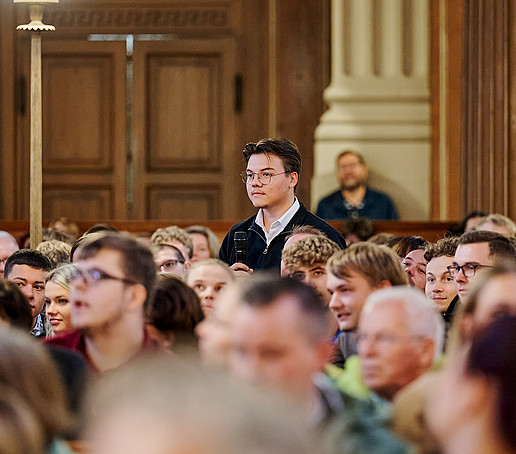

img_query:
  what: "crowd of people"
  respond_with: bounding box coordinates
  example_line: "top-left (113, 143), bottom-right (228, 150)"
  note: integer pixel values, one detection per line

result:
top-left (0, 138), bottom-right (515, 454)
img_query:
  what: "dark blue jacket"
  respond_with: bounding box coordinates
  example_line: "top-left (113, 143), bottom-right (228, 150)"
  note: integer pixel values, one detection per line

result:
top-left (219, 203), bottom-right (345, 272)
top-left (316, 187), bottom-right (398, 221)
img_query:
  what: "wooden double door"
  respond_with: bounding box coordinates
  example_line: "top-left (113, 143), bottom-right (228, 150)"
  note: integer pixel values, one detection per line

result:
top-left (17, 35), bottom-right (242, 221)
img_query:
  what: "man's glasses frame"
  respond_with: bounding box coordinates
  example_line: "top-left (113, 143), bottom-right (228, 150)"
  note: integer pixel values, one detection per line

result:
top-left (447, 263), bottom-right (494, 278)
top-left (240, 171), bottom-right (291, 185)
top-left (70, 267), bottom-right (139, 286)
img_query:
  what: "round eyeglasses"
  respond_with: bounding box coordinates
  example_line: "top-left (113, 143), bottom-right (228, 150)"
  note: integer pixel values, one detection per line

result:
top-left (240, 171), bottom-right (291, 185)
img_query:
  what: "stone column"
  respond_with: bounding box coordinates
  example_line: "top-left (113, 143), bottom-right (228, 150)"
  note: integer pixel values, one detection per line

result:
top-left (312, 0), bottom-right (430, 220)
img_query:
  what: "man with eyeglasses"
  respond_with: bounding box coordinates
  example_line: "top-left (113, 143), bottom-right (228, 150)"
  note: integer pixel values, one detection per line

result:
top-left (450, 230), bottom-right (515, 302)
top-left (152, 243), bottom-right (187, 278)
top-left (219, 138), bottom-right (345, 273)
top-left (46, 232), bottom-right (160, 372)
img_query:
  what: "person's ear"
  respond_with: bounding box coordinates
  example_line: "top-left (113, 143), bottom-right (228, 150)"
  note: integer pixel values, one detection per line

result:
top-left (289, 172), bottom-right (299, 188)
top-left (184, 261), bottom-right (191, 270)
top-left (418, 338), bottom-right (437, 369)
top-left (374, 280), bottom-right (392, 290)
top-left (127, 283), bottom-right (147, 311)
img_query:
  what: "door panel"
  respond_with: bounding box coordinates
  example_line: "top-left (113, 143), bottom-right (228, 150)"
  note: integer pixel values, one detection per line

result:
top-left (41, 39), bottom-right (127, 220)
top-left (132, 38), bottom-right (239, 220)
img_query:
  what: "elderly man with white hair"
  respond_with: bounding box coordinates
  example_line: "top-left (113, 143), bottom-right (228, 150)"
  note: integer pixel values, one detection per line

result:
top-left (357, 287), bottom-right (444, 402)
top-left (331, 286), bottom-right (444, 404)
top-left (0, 231), bottom-right (19, 276)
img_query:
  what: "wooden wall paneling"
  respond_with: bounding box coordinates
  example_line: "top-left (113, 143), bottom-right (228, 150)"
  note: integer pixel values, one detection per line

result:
top-left (132, 38), bottom-right (238, 220)
top-left (462, 0), bottom-right (509, 215)
top-left (273, 0), bottom-right (329, 208)
top-left (445, 0), bottom-right (463, 220)
top-left (430, 0), bottom-right (464, 221)
top-left (429, 0), bottom-right (441, 219)
top-left (43, 186), bottom-right (113, 221)
top-left (146, 53), bottom-right (220, 171)
top-left (146, 185), bottom-right (221, 220)
top-left (510, 1), bottom-right (516, 220)
top-left (0, 3), bottom-right (17, 219)
top-left (41, 39), bottom-right (127, 220)
top-left (236, 0), bottom-right (269, 220)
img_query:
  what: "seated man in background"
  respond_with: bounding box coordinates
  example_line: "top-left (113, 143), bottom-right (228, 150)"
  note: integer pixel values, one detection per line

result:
top-left (316, 150), bottom-right (398, 221)
top-left (219, 138), bottom-right (344, 272)
top-left (450, 230), bottom-right (515, 302)
top-left (150, 225), bottom-right (194, 268)
top-left (475, 212), bottom-right (516, 237)
top-left (4, 249), bottom-right (53, 337)
top-left (46, 232), bottom-right (159, 372)
top-left (0, 231), bottom-right (19, 276)
top-left (326, 243), bottom-right (408, 368)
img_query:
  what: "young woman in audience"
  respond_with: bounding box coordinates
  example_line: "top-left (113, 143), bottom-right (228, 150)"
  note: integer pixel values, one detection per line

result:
top-left (186, 225), bottom-right (221, 262)
top-left (185, 259), bottom-right (235, 316)
top-left (44, 264), bottom-right (76, 336)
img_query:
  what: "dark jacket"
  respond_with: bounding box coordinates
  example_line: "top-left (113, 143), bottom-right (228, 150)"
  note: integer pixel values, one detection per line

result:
top-left (316, 187), bottom-right (398, 220)
top-left (219, 202), bottom-right (345, 271)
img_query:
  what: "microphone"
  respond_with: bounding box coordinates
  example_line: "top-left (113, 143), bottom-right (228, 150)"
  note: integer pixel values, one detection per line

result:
top-left (234, 231), bottom-right (247, 264)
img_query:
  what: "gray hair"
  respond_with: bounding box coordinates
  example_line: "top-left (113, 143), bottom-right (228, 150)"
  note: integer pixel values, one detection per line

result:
top-left (362, 286), bottom-right (445, 360)
top-left (0, 231), bottom-right (19, 250)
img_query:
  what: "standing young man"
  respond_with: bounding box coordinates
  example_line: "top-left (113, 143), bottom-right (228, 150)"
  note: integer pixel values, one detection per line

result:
top-left (219, 139), bottom-right (344, 272)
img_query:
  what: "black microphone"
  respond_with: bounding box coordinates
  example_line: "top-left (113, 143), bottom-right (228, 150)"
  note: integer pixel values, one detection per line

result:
top-left (234, 231), bottom-right (247, 264)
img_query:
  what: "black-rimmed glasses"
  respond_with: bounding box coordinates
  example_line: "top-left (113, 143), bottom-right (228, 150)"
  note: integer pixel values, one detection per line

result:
top-left (447, 263), bottom-right (494, 278)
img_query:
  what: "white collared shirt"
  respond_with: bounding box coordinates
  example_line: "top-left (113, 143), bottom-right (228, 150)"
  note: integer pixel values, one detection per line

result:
top-left (256, 198), bottom-right (300, 246)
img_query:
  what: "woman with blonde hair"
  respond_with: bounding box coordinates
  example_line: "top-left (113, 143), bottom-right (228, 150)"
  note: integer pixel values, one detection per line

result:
top-left (44, 264), bottom-right (76, 336)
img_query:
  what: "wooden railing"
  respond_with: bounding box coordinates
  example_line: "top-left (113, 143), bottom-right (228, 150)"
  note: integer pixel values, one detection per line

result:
top-left (0, 220), bottom-right (454, 245)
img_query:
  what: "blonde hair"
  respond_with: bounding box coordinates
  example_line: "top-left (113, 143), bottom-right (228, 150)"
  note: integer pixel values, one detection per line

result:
top-left (36, 240), bottom-right (71, 268)
top-left (150, 226), bottom-right (193, 258)
top-left (282, 235), bottom-right (341, 270)
top-left (327, 242), bottom-right (408, 287)
top-left (185, 259), bottom-right (234, 284)
top-left (44, 263), bottom-right (76, 291)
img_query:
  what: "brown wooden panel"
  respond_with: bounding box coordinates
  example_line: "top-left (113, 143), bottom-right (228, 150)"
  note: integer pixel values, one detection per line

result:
top-left (146, 185), bottom-right (221, 220)
top-left (42, 53), bottom-right (115, 171)
top-left (38, 40), bottom-right (127, 221)
top-left (43, 187), bottom-right (112, 221)
top-left (462, 0), bottom-right (510, 215)
top-left (133, 38), bottom-right (239, 220)
top-left (147, 54), bottom-right (219, 170)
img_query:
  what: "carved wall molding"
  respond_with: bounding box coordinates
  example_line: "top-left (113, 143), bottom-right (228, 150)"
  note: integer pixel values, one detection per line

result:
top-left (24, 5), bottom-right (233, 34)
